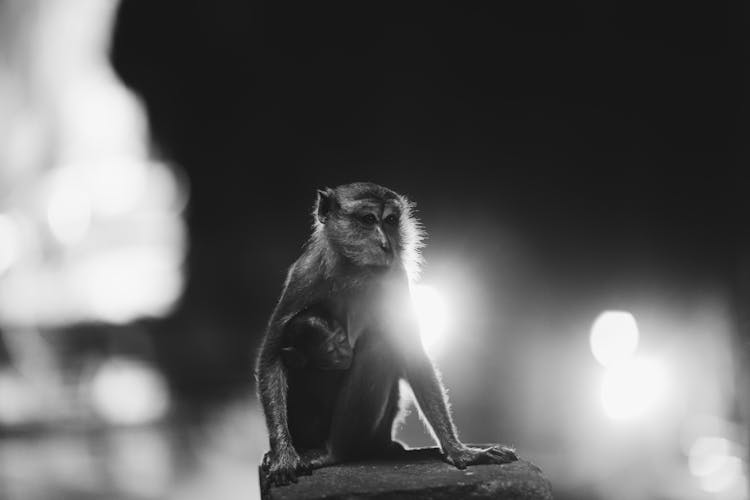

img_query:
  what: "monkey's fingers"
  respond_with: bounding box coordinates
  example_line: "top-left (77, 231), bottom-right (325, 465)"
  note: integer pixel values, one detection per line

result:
top-left (261, 451), bottom-right (272, 471)
top-left (443, 452), bottom-right (469, 469)
top-left (484, 445), bottom-right (519, 464)
top-left (269, 468), bottom-right (298, 487)
top-left (296, 460), bottom-right (313, 476)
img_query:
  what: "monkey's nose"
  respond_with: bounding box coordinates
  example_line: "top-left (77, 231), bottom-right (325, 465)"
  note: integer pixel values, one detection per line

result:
top-left (380, 238), bottom-right (392, 254)
top-left (375, 227), bottom-right (392, 254)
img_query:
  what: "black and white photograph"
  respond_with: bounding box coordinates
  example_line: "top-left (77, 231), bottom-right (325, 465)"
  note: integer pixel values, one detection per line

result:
top-left (0, 1), bottom-right (746, 499)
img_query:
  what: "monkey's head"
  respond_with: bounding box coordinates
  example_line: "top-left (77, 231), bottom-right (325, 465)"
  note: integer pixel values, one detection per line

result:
top-left (313, 182), bottom-right (424, 278)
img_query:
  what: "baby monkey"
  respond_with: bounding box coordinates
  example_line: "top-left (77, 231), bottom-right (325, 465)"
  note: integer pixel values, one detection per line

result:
top-left (281, 308), bottom-right (352, 371)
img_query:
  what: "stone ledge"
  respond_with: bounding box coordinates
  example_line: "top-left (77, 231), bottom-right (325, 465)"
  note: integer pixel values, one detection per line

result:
top-left (261, 447), bottom-right (553, 499)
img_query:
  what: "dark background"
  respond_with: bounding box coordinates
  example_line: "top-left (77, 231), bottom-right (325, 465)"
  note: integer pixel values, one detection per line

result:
top-left (111, 0), bottom-right (747, 406)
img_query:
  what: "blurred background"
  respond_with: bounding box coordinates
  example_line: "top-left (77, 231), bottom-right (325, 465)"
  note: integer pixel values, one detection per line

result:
top-left (0, 0), bottom-right (747, 499)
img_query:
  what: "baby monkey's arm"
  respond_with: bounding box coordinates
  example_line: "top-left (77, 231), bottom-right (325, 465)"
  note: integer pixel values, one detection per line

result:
top-left (282, 311), bottom-right (352, 370)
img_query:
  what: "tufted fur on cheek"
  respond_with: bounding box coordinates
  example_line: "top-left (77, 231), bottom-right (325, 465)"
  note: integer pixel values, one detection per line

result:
top-left (396, 195), bottom-right (425, 282)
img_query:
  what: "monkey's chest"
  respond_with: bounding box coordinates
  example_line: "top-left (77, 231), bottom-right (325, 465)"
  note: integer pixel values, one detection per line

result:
top-left (345, 291), bottom-right (417, 346)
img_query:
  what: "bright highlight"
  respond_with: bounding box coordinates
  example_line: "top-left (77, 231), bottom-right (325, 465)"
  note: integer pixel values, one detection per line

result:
top-left (412, 284), bottom-right (450, 357)
top-left (0, 370), bottom-right (39, 425)
top-left (689, 437), bottom-right (748, 495)
top-left (601, 357), bottom-right (667, 419)
top-left (89, 357), bottom-right (170, 425)
top-left (590, 310), bottom-right (639, 367)
top-left (0, 214), bottom-right (20, 275)
top-left (46, 177), bottom-right (92, 245)
top-left (76, 247), bottom-right (183, 324)
top-left (89, 157), bottom-right (147, 216)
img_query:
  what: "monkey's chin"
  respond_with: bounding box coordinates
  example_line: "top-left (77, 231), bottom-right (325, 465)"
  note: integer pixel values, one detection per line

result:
top-left (354, 253), bottom-right (394, 269)
top-left (369, 257), bottom-right (395, 270)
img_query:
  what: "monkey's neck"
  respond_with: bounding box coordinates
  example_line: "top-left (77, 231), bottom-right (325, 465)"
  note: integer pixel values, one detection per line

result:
top-left (305, 231), bottom-right (340, 279)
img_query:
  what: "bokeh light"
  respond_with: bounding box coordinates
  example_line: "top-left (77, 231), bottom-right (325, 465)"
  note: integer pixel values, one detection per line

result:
top-left (0, 214), bottom-right (21, 275)
top-left (88, 357), bottom-right (170, 426)
top-left (0, 370), bottom-right (40, 425)
top-left (75, 246), bottom-right (183, 324)
top-left (412, 284), bottom-right (450, 357)
top-left (46, 175), bottom-right (92, 246)
top-left (688, 436), bottom-right (748, 496)
top-left (689, 436), bottom-right (732, 478)
top-left (590, 310), bottom-right (640, 368)
top-left (88, 157), bottom-right (148, 216)
top-left (600, 357), bottom-right (668, 420)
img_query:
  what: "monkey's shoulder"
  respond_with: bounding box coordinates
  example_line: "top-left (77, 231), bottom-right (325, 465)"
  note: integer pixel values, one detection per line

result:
top-left (275, 269), bottom-right (346, 331)
top-left (277, 258), bottom-right (330, 306)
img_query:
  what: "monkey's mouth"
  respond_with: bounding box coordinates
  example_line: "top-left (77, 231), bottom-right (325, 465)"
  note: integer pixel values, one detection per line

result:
top-left (353, 248), bottom-right (395, 269)
top-left (374, 253), bottom-right (395, 269)
top-left (382, 251), bottom-right (394, 265)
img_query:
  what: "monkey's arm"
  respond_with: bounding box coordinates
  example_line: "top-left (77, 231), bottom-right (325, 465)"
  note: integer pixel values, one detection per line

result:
top-left (404, 336), bottom-right (518, 468)
top-left (257, 314), bottom-right (312, 487)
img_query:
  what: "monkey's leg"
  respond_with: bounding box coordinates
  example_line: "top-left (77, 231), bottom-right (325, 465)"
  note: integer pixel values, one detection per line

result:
top-left (299, 385), bottom-right (404, 471)
top-left (370, 381), bottom-right (408, 457)
top-left (407, 352), bottom-right (519, 468)
top-left (288, 368), bottom-right (345, 449)
top-left (326, 335), bottom-right (401, 461)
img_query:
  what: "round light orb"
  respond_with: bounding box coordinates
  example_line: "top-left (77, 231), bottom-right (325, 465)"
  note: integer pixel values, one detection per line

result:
top-left (601, 357), bottom-right (667, 420)
top-left (89, 357), bottom-right (170, 425)
top-left (412, 284), bottom-right (450, 357)
top-left (590, 310), bottom-right (639, 368)
top-left (689, 436), bottom-right (731, 478)
top-left (47, 176), bottom-right (92, 245)
top-left (0, 214), bottom-right (20, 275)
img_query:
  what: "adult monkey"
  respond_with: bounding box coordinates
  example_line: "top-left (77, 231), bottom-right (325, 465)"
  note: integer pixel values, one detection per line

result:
top-left (256, 182), bottom-right (517, 488)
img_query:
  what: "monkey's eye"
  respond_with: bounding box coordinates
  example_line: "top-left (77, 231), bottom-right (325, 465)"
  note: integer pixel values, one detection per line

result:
top-left (384, 214), bottom-right (399, 226)
top-left (360, 214), bottom-right (377, 225)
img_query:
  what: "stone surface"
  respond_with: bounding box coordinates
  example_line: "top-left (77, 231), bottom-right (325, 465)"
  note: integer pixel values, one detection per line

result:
top-left (261, 447), bottom-right (553, 499)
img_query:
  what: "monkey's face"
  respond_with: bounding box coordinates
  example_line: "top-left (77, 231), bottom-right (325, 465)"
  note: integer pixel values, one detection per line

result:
top-left (316, 183), bottom-right (424, 277)
top-left (328, 199), bottom-right (403, 268)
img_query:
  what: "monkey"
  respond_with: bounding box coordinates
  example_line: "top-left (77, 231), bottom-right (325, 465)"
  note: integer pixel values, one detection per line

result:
top-left (281, 307), bottom-right (352, 371)
top-left (255, 182), bottom-right (518, 490)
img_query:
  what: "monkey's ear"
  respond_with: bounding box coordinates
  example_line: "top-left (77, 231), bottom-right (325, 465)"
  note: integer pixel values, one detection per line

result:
top-left (316, 188), bottom-right (337, 223)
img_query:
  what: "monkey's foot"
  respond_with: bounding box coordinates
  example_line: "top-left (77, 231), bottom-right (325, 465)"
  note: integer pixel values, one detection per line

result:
top-left (299, 448), bottom-right (336, 469)
top-left (444, 444), bottom-right (518, 469)
top-left (260, 448), bottom-right (311, 491)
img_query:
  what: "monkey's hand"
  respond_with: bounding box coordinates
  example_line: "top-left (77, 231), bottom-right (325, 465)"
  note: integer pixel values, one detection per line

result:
top-left (443, 444), bottom-right (518, 469)
top-left (260, 446), bottom-right (312, 490)
top-left (318, 322), bottom-right (353, 370)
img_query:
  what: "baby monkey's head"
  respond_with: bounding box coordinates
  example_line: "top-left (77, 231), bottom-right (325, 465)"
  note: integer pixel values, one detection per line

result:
top-left (314, 182), bottom-right (423, 277)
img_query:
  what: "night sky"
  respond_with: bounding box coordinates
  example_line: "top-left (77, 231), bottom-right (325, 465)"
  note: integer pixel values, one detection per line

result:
top-left (111, 1), bottom-right (746, 398)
